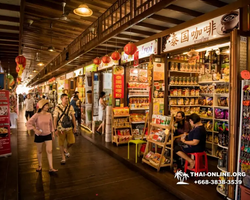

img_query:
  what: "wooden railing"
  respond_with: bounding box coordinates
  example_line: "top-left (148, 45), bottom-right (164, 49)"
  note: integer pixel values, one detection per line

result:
top-left (30, 0), bottom-right (166, 85)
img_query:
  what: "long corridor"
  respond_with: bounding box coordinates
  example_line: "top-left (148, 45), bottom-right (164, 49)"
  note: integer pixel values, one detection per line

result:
top-left (17, 109), bottom-right (179, 200)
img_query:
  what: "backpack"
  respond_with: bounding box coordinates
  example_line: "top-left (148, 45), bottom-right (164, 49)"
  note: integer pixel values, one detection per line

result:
top-left (57, 105), bottom-right (73, 128)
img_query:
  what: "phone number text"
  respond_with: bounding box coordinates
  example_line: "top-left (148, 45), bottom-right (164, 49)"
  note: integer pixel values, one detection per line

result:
top-left (194, 180), bottom-right (242, 185)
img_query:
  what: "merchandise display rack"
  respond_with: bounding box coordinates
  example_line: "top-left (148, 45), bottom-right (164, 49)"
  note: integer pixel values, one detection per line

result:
top-left (112, 114), bottom-right (133, 146)
top-left (142, 115), bottom-right (174, 172)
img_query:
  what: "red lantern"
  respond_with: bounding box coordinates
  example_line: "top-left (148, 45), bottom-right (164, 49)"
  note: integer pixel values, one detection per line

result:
top-left (102, 55), bottom-right (111, 66)
top-left (111, 51), bottom-right (121, 63)
top-left (16, 65), bottom-right (20, 73)
top-left (15, 55), bottom-right (26, 67)
top-left (93, 57), bottom-right (101, 65)
top-left (17, 77), bottom-right (22, 84)
top-left (124, 42), bottom-right (137, 57)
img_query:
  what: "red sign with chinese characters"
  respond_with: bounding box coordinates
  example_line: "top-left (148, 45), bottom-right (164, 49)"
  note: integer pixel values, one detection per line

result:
top-left (0, 90), bottom-right (11, 157)
top-left (114, 74), bottom-right (124, 98)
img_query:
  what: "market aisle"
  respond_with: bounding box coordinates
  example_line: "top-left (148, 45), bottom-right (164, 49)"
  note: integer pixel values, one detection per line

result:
top-left (17, 109), bottom-right (179, 200)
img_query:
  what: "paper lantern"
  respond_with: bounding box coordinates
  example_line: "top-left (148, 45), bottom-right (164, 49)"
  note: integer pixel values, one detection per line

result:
top-left (93, 57), bottom-right (101, 65)
top-left (111, 51), bottom-right (120, 64)
top-left (102, 55), bottom-right (111, 66)
top-left (16, 65), bottom-right (20, 73)
top-left (15, 55), bottom-right (26, 67)
top-left (17, 77), bottom-right (22, 84)
top-left (124, 42), bottom-right (137, 58)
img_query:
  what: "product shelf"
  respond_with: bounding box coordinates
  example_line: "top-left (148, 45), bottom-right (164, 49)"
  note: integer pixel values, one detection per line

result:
top-left (207, 153), bottom-right (219, 158)
top-left (150, 123), bottom-right (170, 129)
top-left (169, 105), bottom-right (200, 107)
top-left (130, 108), bottom-right (149, 111)
top-left (113, 115), bottom-right (130, 118)
top-left (214, 106), bottom-right (229, 109)
top-left (199, 81), bottom-right (229, 84)
top-left (216, 185), bottom-right (227, 197)
top-left (217, 144), bottom-right (228, 149)
top-left (200, 117), bottom-right (213, 120)
top-left (200, 93), bottom-right (213, 96)
top-left (217, 165), bottom-right (228, 172)
top-left (128, 95), bottom-right (149, 98)
top-left (169, 70), bottom-right (199, 74)
top-left (214, 119), bottom-right (228, 122)
top-left (214, 93), bottom-right (229, 97)
top-left (169, 96), bottom-right (200, 98)
top-left (167, 59), bottom-right (188, 63)
top-left (113, 126), bottom-right (131, 129)
top-left (131, 121), bottom-right (145, 124)
top-left (169, 84), bottom-right (199, 87)
top-left (147, 139), bottom-right (165, 147)
top-left (200, 105), bottom-right (213, 108)
top-left (206, 141), bottom-right (213, 144)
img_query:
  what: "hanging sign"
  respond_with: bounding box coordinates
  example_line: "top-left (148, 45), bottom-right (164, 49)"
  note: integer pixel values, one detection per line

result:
top-left (121, 40), bottom-right (158, 63)
top-left (84, 64), bottom-right (97, 73)
top-left (66, 72), bottom-right (74, 79)
top-left (74, 68), bottom-right (83, 77)
top-left (0, 90), bottom-right (11, 157)
top-left (113, 66), bottom-right (124, 98)
top-left (162, 10), bottom-right (239, 52)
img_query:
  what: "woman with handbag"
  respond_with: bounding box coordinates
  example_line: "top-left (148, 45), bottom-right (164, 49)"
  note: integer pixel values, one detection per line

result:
top-left (26, 99), bottom-right (58, 173)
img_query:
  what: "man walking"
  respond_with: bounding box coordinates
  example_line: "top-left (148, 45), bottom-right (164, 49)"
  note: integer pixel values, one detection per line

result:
top-left (24, 93), bottom-right (35, 120)
top-left (54, 94), bottom-right (76, 164)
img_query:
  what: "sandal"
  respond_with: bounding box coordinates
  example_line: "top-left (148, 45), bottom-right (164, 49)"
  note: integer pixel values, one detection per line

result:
top-left (36, 166), bottom-right (42, 172)
top-left (49, 169), bottom-right (58, 173)
top-left (60, 160), bottom-right (66, 165)
top-left (65, 152), bottom-right (70, 158)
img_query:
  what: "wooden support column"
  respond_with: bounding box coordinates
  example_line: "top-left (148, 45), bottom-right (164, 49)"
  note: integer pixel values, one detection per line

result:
top-left (228, 29), bottom-right (240, 200)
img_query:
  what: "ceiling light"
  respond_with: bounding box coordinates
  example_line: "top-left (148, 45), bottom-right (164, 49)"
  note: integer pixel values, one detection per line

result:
top-left (37, 62), bottom-right (44, 66)
top-left (48, 46), bottom-right (55, 52)
top-left (33, 69), bottom-right (37, 73)
top-left (73, 4), bottom-right (93, 17)
top-left (30, 74), bottom-right (33, 77)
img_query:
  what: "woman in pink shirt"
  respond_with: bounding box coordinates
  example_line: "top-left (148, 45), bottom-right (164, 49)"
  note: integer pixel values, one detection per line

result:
top-left (26, 99), bottom-right (58, 173)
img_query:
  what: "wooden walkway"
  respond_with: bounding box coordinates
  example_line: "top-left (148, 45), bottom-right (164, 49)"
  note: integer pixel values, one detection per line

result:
top-left (16, 109), bottom-right (179, 200)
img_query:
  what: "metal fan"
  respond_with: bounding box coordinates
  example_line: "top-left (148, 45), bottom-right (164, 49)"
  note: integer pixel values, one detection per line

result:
top-left (41, 2), bottom-right (79, 25)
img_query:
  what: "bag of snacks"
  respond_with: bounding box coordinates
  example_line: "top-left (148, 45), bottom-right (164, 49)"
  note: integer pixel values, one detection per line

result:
top-left (177, 98), bottom-right (184, 105)
top-left (215, 109), bottom-right (225, 119)
top-left (206, 97), bottom-right (213, 106)
top-left (184, 98), bottom-right (190, 105)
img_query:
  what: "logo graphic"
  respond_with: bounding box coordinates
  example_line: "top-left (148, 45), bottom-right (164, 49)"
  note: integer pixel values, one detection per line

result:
top-left (174, 170), bottom-right (189, 185)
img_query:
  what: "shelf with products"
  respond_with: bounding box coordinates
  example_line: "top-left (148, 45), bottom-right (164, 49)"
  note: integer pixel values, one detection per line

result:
top-left (169, 96), bottom-right (200, 98)
top-left (169, 105), bottom-right (200, 107)
top-left (142, 115), bottom-right (174, 172)
top-left (217, 165), bottom-right (228, 172)
top-left (199, 81), bottom-right (229, 84)
top-left (217, 144), bottom-right (228, 149)
top-left (169, 70), bottom-right (198, 74)
top-left (169, 84), bottom-right (199, 87)
top-left (216, 185), bottom-right (227, 197)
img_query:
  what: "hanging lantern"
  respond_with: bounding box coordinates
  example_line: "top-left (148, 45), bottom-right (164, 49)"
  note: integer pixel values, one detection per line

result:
top-left (17, 77), bottom-right (22, 84)
top-left (93, 57), bottom-right (101, 65)
top-left (111, 51), bottom-right (121, 65)
top-left (102, 55), bottom-right (111, 66)
top-left (15, 55), bottom-right (26, 67)
top-left (124, 42), bottom-right (137, 58)
top-left (16, 65), bottom-right (20, 73)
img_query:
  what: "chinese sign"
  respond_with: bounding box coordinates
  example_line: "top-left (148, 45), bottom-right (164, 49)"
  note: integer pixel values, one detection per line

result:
top-left (113, 66), bottom-right (124, 98)
top-left (0, 90), bottom-right (11, 157)
top-left (121, 40), bottom-right (158, 63)
top-left (163, 10), bottom-right (239, 52)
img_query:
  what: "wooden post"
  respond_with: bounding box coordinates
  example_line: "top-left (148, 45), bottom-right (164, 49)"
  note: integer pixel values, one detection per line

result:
top-left (228, 29), bottom-right (241, 199)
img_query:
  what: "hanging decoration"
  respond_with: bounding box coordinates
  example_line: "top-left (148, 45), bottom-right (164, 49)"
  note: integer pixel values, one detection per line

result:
top-left (93, 57), bottom-right (101, 65)
top-left (102, 55), bottom-right (111, 66)
top-left (15, 55), bottom-right (26, 67)
top-left (111, 51), bottom-right (121, 65)
top-left (16, 77), bottom-right (22, 85)
top-left (16, 65), bottom-right (20, 73)
top-left (7, 74), bottom-right (15, 87)
top-left (124, 42), bottom-right (137, 58)
top-left (18, 65), bottom-right (24, 77)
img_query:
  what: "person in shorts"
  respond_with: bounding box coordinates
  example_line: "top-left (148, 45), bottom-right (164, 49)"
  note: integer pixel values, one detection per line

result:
top-left (24, 93), bottom-right (35, 120)
top-left (54, 94), bottom-right (76, 165)
top-left (26, 99), bottom-right (57, 173)
top-left (174, 113), bottom-right (207, 169)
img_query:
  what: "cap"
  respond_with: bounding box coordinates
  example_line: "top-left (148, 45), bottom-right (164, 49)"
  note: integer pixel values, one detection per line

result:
top-left (38, 99), bottom-right (49, 109)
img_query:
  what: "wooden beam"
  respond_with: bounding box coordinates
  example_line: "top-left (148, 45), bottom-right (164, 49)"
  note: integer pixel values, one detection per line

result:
top-left (200, 0), bottom-right (227, 7)
top-left (115, 34), bottom-right (145, 41)
top-left (166, 5), bottom-right (204, 17)
top-left (0, 51), bottom-right (18, 54)
top-left (0, 41), bottom-right (19, 45)
top-left (0, 15), bottom-right (19, 23)
top-left (136, 22), bottom-right (168, 31)
top-left (125, 28), bottom-right (155, 36)
top-left (0, 33), bottom-right (19, 40)
top-left (0, 3), bottom-right (20, 12)
top-left (0, 24), bottom-right (19, 31)
top-left (19, 0), bottom-right (25, 55)
top-left (150, 14), bottom-right (184, 24)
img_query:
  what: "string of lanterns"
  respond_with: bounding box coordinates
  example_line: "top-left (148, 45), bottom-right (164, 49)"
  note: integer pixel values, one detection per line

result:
top-left (15, 55), bottom-right (26, 84)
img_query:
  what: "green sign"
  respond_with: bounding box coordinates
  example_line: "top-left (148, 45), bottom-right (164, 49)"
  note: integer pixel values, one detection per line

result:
top-left (84, 64), bottom-right (97, 73)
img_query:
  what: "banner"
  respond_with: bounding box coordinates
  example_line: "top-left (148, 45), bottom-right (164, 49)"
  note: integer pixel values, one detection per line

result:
top-left (0, 90), bottom-right (11, 157)
top-left (113, 66), bottom-right (124, 98)
top-left (162, 10), bottom-right (239, 52)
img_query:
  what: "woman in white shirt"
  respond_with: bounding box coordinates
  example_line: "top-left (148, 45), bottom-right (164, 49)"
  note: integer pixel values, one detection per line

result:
top-left (96, 92), bottom-right (106, 135)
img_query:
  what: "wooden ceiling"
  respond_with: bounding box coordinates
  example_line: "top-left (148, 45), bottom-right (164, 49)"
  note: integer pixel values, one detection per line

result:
top-left (24, 0), bottom-right (237, 86)
top-left (20, 0), bottom-right (116, 81)
top-left (0, 0), bottom-right (21, 77)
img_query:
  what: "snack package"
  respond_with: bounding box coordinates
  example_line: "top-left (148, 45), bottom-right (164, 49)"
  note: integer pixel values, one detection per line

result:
top-left (191, 89), bottom-right (195, 96)
top-left (185, 88), bottom-right (190, 96)
top-left (173, 89), bottom-right (178, 96)
top-left (190, 107), bottom-right (196, 114)
top-left (207, 108), bottom-right (213, 117)
top-left (199, 97), bottom-right (206, 105)
top-left (170, 76), bottom-right (175, 85)
top-left (169, 98), bottom-right (177, 105)
top-left (206, 97), bottom-right (213, 106)
top-left (195, 98), bottom-right (199, 105)
top-left (215, 109), bottom-right (225, 119)
top-left (225, 110), bottom-right (229, 119)
top-left (200, 108), bottom-right (207, 117)
top-left (190, 98), bottom-right (195, 105)
top-left (177, 89), bottom-right (182, 96)
top-left (152, 114), bottom-right (157, 123)
top-left (156, 115), bottom-right (161, 124)
top-left (184, 107), bottom-right (190, 114)
top-left (177, 98), bottom-right (184, 105)
top-left (195, 89), bottom-right (199, 96)
top-left (218, 97), bottom-right (227, 106)
top-left (184, 98), bottom-right (190, 105)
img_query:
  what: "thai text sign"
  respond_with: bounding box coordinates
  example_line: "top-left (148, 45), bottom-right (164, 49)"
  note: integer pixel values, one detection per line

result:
top-left (113, 66), bottom-right (124, 98)
top-left (121, 40), bottom-right (158, 63)
top-left (163, 10), bottom-right (239, 52)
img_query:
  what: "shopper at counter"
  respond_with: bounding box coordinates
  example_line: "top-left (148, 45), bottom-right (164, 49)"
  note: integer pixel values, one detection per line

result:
top-left (175, 113), bottom-right (207, 169)
top-left (174, 111), bottom-right (190, 137)
top-left (96, 91), bottom-right (106, 135)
